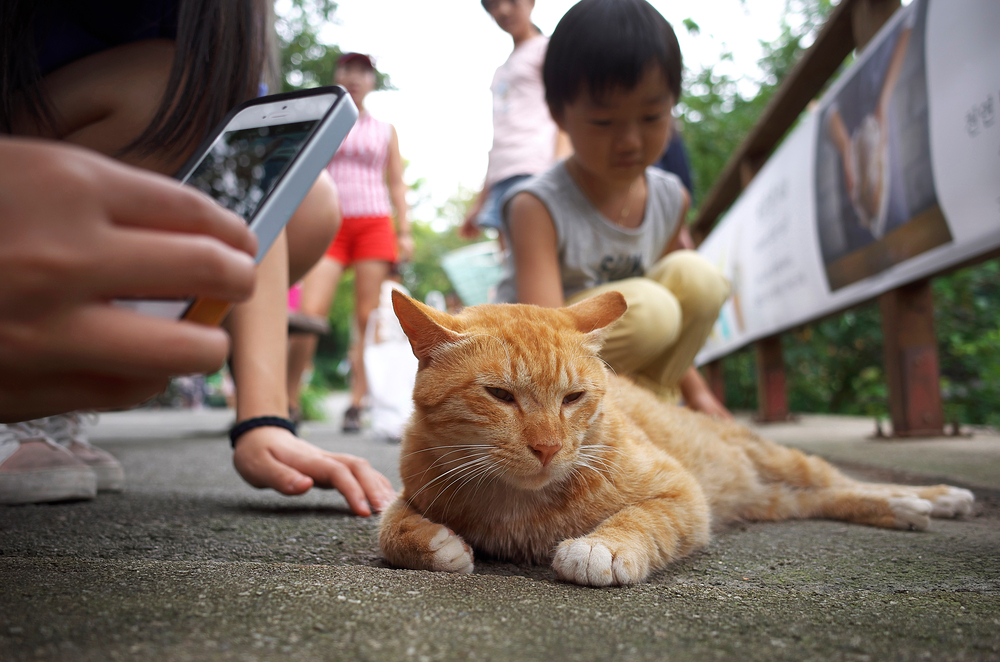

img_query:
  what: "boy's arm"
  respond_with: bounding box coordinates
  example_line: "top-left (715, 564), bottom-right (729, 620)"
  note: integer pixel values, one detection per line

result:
top-left (662, 188), bottom-right (691, 256)
top-left (459, 181), bottom-right (489, 239)
top-left (659, 187), bottom-right (733, 420)
top-left (508, 192), bottom-right (564, 307)
top-left (680, 369), bottom-right (732, 420)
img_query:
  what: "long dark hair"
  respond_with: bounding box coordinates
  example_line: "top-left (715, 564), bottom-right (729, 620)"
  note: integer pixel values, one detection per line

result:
top-left (0, 0), bottom-right (277, 161)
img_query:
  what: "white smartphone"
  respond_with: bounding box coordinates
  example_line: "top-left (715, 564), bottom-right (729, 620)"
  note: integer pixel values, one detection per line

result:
top-left (119, 85), bottom-right (357, 325)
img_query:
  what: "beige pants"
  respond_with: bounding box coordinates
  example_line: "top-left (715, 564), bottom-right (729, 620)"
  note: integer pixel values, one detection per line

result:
top-left (566, 250), bottom-right (730, 402)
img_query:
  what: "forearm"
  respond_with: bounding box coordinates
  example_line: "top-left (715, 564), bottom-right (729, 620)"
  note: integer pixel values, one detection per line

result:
top-left (679, 366), bottom-right (710, 403)
top-left (227, 230), bottom-right (290, 420)
top-left (390, 184), bottom-right (410, 235)
top-left (680, 366), bottom-right (733, 419)
top-left (827, 110), bottom-right (851, 155)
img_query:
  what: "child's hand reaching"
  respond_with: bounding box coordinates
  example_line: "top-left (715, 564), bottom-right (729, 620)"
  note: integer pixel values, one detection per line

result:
top-left (232, 426), bottom-right (397, 516)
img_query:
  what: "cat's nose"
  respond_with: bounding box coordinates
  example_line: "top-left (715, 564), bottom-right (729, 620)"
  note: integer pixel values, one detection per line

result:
top-left (530, 442), bottom-right (561, 467)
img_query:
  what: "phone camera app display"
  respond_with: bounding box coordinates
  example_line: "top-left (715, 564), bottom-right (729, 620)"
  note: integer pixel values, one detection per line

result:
top-left (186, 120), bottom-right (319, 221)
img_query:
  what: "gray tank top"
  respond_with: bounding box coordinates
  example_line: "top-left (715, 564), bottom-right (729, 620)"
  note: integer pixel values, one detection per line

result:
top-left (494, 162), bottom-right (685, 303)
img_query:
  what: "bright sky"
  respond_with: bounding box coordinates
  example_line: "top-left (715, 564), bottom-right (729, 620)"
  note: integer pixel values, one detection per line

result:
top-left (321, 0), bottom-right (797, 226)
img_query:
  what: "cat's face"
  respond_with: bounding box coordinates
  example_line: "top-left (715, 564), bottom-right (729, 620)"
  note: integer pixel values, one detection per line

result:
top-left (393, 291), bottom-right (627, 492)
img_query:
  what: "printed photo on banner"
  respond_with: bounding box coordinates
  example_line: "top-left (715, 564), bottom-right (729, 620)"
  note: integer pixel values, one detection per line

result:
top-left (814, 0), bottom-right (951, 291)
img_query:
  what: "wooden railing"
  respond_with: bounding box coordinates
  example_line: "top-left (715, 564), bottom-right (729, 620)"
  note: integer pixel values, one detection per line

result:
top-left (691, 0), bottom-right (956, 436)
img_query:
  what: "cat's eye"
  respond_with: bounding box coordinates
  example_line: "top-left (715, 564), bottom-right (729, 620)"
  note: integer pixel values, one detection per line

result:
top-left (486, 387), bottom-right (515, 403)
top-left (563, 392), bottom-right (584, 405)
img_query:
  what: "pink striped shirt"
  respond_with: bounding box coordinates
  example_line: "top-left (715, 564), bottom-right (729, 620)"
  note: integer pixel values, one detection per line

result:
top-left (326, 111), bottom-right (393, 218)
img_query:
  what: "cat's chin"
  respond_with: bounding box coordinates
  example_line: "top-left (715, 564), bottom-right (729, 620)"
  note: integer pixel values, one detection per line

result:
top-left (504, 466), bottom-right (566, 491)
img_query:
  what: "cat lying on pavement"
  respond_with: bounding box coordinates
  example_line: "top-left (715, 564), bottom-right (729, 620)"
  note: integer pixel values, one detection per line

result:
top-left (378, 291), bottom-right (974, 586)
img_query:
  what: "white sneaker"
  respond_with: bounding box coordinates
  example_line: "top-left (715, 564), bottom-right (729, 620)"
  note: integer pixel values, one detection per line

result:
top-left (0, 421), bottom-right (97, 505)
top-left (41, 413), bottom-right (124, 492)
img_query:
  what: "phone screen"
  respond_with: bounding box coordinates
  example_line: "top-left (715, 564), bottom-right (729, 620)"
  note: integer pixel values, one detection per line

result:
top-left (183, 119), bottom-right (320, 222)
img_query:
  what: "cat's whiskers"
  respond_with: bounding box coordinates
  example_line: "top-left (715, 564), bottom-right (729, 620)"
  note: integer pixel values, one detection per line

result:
top-left (575, 445), bottom-right (627, 486)
top-left (402, 444), bottom-right (494, 457)
top-left (405, 455), bottom-right (496, 511)
top-left (439, 457), bottom-right (509, 517)
top-left (402, 445), bottom-right (494, 483)
top-left (582, 354), bottom-right (618, 377)
top-left (418, 455), bottom-right (498, 516)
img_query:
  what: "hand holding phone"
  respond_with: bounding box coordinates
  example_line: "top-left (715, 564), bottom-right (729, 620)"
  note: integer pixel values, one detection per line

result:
top-left (119, 86), bottom-right (358, 324)
top-left (0, 138), bottom-right (259, 421)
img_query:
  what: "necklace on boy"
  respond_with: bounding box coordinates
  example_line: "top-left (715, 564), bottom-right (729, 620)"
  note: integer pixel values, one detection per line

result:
top-left (619, 178), bottom-right (641, 222)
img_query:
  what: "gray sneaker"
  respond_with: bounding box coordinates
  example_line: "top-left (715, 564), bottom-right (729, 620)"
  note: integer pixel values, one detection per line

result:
top-left (0, 422), bottom-right (97, 505)
top-left (42, 413), bottom-right (124, 492)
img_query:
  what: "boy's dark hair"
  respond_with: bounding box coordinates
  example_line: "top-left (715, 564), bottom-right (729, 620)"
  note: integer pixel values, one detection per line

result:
top-left (544, 0), bottom-right (682, 118)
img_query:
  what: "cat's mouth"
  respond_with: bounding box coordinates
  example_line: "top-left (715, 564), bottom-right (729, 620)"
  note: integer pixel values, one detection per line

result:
top-left (504, 462), bottom-right (568, 491)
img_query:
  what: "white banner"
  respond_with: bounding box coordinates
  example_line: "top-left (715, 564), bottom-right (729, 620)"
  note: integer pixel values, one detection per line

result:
top-left (696, 0), bottom-right (1000, 364)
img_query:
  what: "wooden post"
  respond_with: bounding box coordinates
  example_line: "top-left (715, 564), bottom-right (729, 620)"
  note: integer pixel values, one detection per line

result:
top-left (755, 335), bottom-right (791, 422)
top-left (852, 0), bottom-right (942, 437)
top-left (879, 280), bottom-right (944, 436)
top-left (739, 156), bottom-right (792, 422)
top-left (701, 360), bottom-right (726, 406)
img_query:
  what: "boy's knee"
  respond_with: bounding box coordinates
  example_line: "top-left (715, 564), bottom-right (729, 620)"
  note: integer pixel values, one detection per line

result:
top-left (654, 251), bottom-right (730, 321)
top-left (617, 281), bottom-right (682, 352)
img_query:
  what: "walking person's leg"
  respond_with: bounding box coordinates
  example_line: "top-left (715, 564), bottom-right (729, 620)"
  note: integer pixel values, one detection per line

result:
top-left (287, 257), bottom-right (346, 414)
top-left (342, 259), bottom-right (392, 430)
top-left (285, 174), bottom-right (343, 416)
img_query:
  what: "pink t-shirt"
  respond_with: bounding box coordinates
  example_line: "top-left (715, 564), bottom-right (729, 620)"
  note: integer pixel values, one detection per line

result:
top-left (326, 111), bottom-right (393, 218)
top-left (485, 35), bottom-right (558, 187)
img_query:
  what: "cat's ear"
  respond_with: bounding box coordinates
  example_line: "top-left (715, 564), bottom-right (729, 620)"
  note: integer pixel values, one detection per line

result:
top-left (391, 289), bottom-right (463, 362)
top-left (563, 291), bottom-right (628, 336)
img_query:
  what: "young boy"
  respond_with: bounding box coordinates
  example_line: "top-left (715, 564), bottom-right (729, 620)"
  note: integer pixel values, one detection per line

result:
top-left (495, 0), bottom-right (731, 418)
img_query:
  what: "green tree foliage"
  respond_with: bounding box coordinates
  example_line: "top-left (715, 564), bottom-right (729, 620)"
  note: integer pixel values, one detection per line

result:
top-left (934, 261), bottom-right (1000, 427)
top-left (721, 302), bottom-right (887, 419)
top-left (401, 185), bottom-right (480, 303)
top-left (678, 0), bottom-right (839, 209)
top-left (275, 0), bottom-right (391, 93)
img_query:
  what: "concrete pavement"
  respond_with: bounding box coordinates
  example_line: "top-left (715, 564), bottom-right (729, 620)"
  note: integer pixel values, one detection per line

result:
top-left (1, 399), bottom-right (998, 661)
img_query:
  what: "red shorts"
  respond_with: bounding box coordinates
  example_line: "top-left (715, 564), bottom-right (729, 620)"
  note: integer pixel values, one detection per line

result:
top-left (325, 215), bottom-right (397, 265)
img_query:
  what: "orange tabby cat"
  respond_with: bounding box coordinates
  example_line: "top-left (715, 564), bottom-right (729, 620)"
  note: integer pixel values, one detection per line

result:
top-left (378, 291), bottom-right (974, 586)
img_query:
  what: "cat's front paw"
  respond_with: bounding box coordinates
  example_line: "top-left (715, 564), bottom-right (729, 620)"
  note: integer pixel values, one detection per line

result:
top-left (379, 504), bottom-right (475, 574)
top-left (552, 537), bottom-right (649, 586)
top-left (427, 525), bottom-right (475, 574)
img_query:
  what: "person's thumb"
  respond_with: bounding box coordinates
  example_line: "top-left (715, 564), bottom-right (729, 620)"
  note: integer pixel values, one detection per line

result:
top-left (237, 449), bottom-right (314, 495)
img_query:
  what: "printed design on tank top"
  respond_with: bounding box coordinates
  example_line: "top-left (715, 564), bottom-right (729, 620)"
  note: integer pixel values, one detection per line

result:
top-left (598, 254), bottom-right (644, 284)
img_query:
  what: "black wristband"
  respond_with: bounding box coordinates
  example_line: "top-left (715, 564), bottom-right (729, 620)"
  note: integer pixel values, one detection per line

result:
top-left (229, 416), bottom-right (297, 448)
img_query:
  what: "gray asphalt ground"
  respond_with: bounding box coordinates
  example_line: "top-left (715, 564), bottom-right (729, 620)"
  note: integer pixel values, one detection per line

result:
top-left (2, 396), bottom-right (998, 661)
